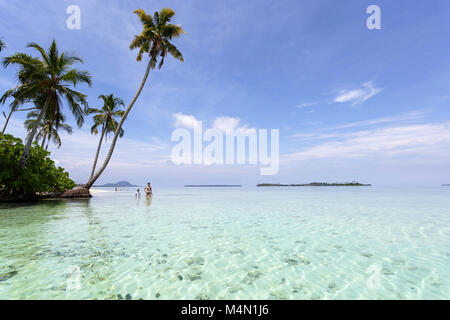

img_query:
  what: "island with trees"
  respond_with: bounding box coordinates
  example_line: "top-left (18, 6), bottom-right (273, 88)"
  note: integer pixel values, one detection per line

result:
top-left (94, 181), bottom-right (138, 187)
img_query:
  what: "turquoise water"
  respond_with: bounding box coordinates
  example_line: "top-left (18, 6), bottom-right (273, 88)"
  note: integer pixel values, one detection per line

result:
top-left (0, 187), bottom-right (449, 299)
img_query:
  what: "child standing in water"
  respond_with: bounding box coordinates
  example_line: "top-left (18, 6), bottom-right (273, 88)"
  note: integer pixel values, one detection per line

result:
top-left (135, 189), bottom-right (141, 197)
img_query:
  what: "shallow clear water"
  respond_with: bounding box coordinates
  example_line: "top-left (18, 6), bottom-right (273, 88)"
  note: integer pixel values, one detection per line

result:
top-left (0, 186), bottom-right (449, 300)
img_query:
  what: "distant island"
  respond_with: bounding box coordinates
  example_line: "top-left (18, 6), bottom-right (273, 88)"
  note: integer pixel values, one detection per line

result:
top-left (257, 181), bottom-right (371, 187)
top-left (442, 184), bottom-right (450, 186)
top-left (184, 185), bottom-right (242, 187)
top-left (94, 181), bottom-right (139, 187)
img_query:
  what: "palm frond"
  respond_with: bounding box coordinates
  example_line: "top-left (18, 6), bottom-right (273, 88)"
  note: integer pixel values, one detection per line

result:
top-left (63, 91), bottom-right (85, 127)
top-left (86, 107), bottom-right (102, 115)
top-left (133, 9), bottom-right (155, 29)
top-left (27, 42), bottom-right (50, 66)
top-left (60, 69), bottom-right (92, 87)
top-left (158, 8), bottom-right (175, 26)
top-left (129, 7), bottom-right (185, 67)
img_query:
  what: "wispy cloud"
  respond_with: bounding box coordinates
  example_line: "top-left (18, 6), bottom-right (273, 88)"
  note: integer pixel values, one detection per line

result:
top-left (329, 111), bottom-right (425, 130)
top-left (295, 81), bottom-right (381, 110)
top-left (295, 101), bottom-right (319, 109)
top-left (289, 111), bottom-right (426, 142)
top-left (284, 122), bottom-right (450, 162)
top-left (334, 81), bottom-right (381, 106)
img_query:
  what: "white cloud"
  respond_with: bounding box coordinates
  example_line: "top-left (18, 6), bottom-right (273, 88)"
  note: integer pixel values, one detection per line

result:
top-left (172, 113), bottom-right (255, 133)
top-left (295, 82), bottom-right (381, 110)
top-left (212, 116), bottom-right (241, 131)
top-left (212, 116), bottom-right (256, 134)
top-left (173, 112), bottom-right (201, 129)
top-left (334, 81), bottom-right (381, 106)
top-left (285, 122), bottom-right (450, 162)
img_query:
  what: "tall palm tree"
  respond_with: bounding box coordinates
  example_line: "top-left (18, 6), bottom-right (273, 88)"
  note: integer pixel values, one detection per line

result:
top-left (82, 8), bottom-right (185, 190)
top-left (24, 109), bottom-right (72, 150)
top-left (0, 40), bottom-right (91, 167)
top-left (86, 94), bottom-right (125, 180)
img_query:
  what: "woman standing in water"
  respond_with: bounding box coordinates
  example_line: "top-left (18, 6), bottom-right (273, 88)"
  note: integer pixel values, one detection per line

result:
top-left (144, 182), bottom-right (152, 198)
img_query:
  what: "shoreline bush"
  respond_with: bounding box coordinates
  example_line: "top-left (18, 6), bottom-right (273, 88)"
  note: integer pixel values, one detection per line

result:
top-left (0, 133), bottom-right (75, 201)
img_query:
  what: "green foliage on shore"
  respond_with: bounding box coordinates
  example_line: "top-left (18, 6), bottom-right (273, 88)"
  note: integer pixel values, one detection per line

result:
top-left (0, 133), bottom-right (75, 200)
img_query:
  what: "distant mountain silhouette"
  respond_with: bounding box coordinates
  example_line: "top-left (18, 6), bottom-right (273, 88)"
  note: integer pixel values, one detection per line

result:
top-left (95, 181), bottom-right (138, 187)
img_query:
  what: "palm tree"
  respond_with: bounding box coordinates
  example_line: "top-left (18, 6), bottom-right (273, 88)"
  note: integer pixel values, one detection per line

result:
top-left (0, 39), bottom-right (6, 52)
top-left (87, 94), bottom-right (125, 180)
top-left (82, 8), bottom-right (185, 190)
top-left (0, 40), bottom-right (91, 167)
top-left (24, 109), bottom-right (72, 150)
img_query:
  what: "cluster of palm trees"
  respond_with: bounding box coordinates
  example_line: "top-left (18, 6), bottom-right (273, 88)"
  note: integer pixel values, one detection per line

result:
top-left (86, 94), bottom-right (125, 180)
top-left (1, 40), bottom-right (92, 167)
top-left (24, 109), bottom-right (73, 150)
top-left (0, 8), bottom-right (185, 195)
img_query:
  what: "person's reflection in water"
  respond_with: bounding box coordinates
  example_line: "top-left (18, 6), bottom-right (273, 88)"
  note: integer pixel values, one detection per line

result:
top-left (144, 195), bottom-right (152, 212)
top-left (135, 189), bottom-right (141, 205)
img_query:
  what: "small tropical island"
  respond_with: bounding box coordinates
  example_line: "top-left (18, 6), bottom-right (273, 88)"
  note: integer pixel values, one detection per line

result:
top-left (257, 181), bottom-right (372, 187)
top-left (94, 181), bottom-right (138, 187)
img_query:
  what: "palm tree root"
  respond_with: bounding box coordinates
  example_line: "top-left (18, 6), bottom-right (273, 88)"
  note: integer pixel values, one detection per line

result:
top-left (61, 186), bottom-right (92, 198)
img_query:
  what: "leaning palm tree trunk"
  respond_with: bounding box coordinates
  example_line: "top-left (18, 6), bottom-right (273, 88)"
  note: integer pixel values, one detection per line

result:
top-left (83, 61), bottom-right (151, 189)
top-left (41, 133), bottom-right (47, 148)
top-left (20, 96), bottom-right (50, 167)
top-left (1, 108), bottom-right (14, 134)
top-left (89, 125), bottom-right (106, 180)
top-left (2, 106), bottom-right (39, 134)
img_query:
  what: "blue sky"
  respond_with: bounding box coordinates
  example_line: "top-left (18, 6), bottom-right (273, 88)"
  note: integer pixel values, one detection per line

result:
top-left (1, 0), bottom-right (450, 186)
